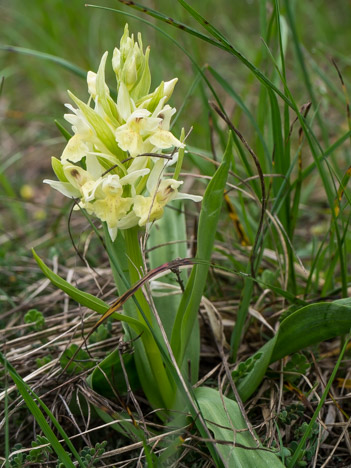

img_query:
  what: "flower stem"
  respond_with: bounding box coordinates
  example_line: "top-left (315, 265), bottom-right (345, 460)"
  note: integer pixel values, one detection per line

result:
top-left (105, 224), bottom-right (175, 409)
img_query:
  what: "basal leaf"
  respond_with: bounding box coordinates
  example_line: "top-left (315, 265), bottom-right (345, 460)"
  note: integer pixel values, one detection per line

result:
top-left (194, 386), bottom-right (285, 467)
top-left (237, 301), bottom-right (351, 402)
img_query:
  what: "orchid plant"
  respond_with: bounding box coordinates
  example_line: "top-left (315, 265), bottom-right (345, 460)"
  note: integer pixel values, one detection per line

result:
top-left (43, 24), bottom-right (202, 410)
top-left (29, 19), bottom-right (289, 466)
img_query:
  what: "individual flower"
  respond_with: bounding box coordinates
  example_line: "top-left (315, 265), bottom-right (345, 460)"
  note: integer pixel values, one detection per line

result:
top-left (83, 175), bottom-right (134, 240)
top-left (115, 108), bottom-right (160, 157)
top-left (115, 107), bottom-right (184, 158)
top-left (134, 178), bottom-right (202, 227)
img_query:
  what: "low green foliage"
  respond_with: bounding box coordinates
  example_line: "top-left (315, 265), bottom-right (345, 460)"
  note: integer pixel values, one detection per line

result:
top-left (74, 442), bottom-right (107, 468)
top-left (8, 444), bottom-right (26, 467)
top-left (59, 344), bottom-right (95, 375)
top-left (287, 422), bottom-right (320, 467)
top-left (28, 435), bottom-right (53, 463)
top-left (9, 439), bottom-right (108, 468)
top-left (278, 403), bottom-right (305, 425)
top-left (88, 322), bottom-right (111, 344)
top-left (36, 354), bottom-right (53, 368)
top-left (24, 309), bottom-right (45, 331)
top-left (232, 352), bottom-right (263, 383)
top-left (283, 354), bottom-right (311, 384)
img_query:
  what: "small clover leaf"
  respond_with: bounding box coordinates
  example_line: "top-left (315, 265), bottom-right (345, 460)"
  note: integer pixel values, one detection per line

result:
top-left (24, 309), bottom-right (45, 331)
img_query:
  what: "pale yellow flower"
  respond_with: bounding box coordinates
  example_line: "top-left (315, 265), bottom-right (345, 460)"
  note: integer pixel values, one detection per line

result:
top-left (133, 178), bottom-right (201, 226)
top-left (61, 134), bottom-right (92, 163)
top-left (115, 108), bottom-right (159, 157)
top-left (45, 23), bottom-right (202, 240)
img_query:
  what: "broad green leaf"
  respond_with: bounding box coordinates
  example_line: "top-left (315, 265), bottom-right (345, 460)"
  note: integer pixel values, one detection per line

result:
top-left (237, 335), bottom-right (278, 403)
top-left (33, 249), bottom-right (110, 314)
top-left (88, 347), bottom-right (139, 398)
top-left (271, 302), bottom-right (351, 362)
top-left (33, 249), bottom-right (148, 335)
top-left (194, 386), bottom-right (285, 467)
top-left (34, 247), bottom-right (168, 409)
top-left (237, 301), bottom-right (351, 402)
top-left (171, 133), bottom-right (232, 377)
top-left (147, 200), bottom-right (202, 392)
top-left (0, 352), bottom-right (83, 467)
top-left (104, 227), bottom-right (176, 410)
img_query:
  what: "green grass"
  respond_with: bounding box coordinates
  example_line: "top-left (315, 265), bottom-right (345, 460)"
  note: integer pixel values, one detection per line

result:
top-left (1, 1), bottom-right (351, 466)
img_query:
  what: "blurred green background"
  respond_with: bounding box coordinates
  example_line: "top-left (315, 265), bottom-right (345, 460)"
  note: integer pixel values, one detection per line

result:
top-left (1, 0), bottom-right (351, 244)
top-left (2, 0), bottom-right (350, 153)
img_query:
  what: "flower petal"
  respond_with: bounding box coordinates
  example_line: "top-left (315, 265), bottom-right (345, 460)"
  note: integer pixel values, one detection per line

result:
top-left (93, 195), bottom-right (133, 228)
top-left (87, 71), bottom-right (98, 98)
top-left (175, 192), bottom-right (203, 202)
top-left (148, 130), bottom-right (184, 150)
top-left (121, 168), bottom-right (150, 185)
top-left (85, 155), bottom-right (104, 179)
top-left (108, 225), bottom-right (118, 241)
top-left (64, 164), bottom-right (92, 190)
top-left (116, 211), bottom-right (139, 229)
top-left (146, 158), bottom-right (164, 193)
top-left (115, 125), bottom-right (144, 157)
top-left (61, 134), bottom-right (90, 163)
top-left (117, 82), bottom-right (132, 121)
top-left (43, 179), bottom-right (80, 198)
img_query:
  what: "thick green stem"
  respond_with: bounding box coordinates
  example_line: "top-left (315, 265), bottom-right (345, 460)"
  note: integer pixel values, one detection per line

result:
top-left (105, 224), bottom-right (175, 409)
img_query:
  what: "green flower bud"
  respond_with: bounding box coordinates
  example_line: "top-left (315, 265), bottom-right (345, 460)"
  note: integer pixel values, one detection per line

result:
top-left (112, 24), bottom-right (151, 101)
top-left (137, 78), bottom-right (178, 112)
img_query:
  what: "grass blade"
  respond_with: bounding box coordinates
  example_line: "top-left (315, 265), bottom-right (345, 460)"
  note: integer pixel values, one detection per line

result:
top-left (208, 65), bottom-right (270, 161)
top-left (283, 0), bottom-right (329, 145)
top-left (0, 352), bottom-right (83, 467)
top-left (0, 45), bottom-right (86, 78)
top-left (287, 334), bottom-right (350, 467)
top-left (117, 0), bottom-right (294, 108)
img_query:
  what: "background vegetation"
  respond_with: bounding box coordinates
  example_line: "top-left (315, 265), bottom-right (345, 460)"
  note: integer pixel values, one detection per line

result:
top-left (1, 0), bottom-right (351, 466)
